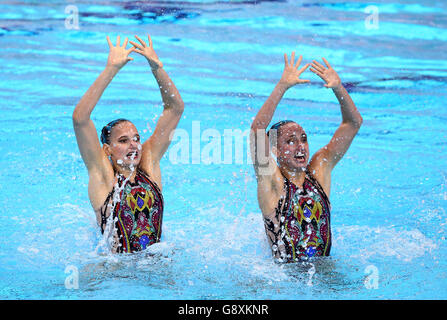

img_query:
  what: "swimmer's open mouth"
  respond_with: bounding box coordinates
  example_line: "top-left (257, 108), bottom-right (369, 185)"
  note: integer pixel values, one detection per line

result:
top-left (127, 151), bottom-right (139, 158)
top-left (295, 152), bottom-right (306, 161)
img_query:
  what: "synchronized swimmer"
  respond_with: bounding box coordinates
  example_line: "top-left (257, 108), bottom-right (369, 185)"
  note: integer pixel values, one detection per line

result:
top-left (73, 37), bottom-right (362, 261)
top-left (250, 52), bottom-right (362, 262)
top-left (73, 35), bottom-right (184, 253)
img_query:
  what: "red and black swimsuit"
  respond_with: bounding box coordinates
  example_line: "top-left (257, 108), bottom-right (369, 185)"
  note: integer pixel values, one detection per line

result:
top-left (99, 168), bottom-right (164, 253)
top-left (264, 169), bottom-right (331, 262)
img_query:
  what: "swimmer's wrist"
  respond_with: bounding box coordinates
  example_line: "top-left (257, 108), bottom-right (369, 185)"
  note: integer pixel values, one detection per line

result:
top-left (147, 59), bottom-right (163, 71)
top-left (331, 82), bottom-right (344, 92)
top-left (150, 65), bottom-right (162, 72)
top-left (276, 81), bottom-right (290, 92)
top-left (104, 64), bottom-right (121, 75)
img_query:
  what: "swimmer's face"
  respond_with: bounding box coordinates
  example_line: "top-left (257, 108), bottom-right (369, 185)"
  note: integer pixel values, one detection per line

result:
top-left (274, 122), bottom-right (309, 171)
top-left (104, 121), bottom-right (142, 169)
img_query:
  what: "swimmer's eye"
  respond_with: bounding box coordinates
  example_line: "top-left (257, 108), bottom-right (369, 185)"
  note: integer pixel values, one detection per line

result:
top-left (133, 136), bottom-right (141, 142)
top-left (301, 135), bottom-right (307, 142)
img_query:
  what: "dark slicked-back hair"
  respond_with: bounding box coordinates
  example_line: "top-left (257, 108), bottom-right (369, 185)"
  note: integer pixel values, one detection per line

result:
top-left (266, 120), bottom-right (296, 143)
top-left (100, 118), bottom-right (130, 144)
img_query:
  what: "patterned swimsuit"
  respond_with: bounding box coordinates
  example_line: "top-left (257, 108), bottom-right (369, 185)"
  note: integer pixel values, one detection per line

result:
top-left (99, 168), bottom-right (164, 253)
top-left (264, 170), bottom-right (331, 262)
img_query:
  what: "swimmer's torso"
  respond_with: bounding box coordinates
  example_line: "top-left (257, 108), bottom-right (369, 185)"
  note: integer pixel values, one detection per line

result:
top-left (263, 169), bottom-right (331, 262)
top-left (96, 167), bottom-right (164, 253)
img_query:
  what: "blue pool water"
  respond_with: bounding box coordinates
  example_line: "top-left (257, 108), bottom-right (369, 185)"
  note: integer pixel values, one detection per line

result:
top-left (0, 0), bottom-right (446, 299)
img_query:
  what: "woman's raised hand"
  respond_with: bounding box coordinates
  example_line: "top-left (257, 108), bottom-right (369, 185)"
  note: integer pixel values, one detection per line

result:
top-left (106, 35), bottom-right (135, 70)
top-left (310, 58), bottom-right (341, 89)
top-left (279, 52), bottom-right (310, 89)
top-left (130, 35), bottom-right (163, 70)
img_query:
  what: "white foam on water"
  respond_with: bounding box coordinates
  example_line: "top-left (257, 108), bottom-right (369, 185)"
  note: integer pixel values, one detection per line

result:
top-left (163, 206), bottom-right (294, 284)
top-left (53, 203), bottom-right (97, 227)
top-left (15, 203), bottom-right (99, 268)
top-left (17, 246), bottom-right (39, 255)
top-left (144, 241), bottom-right (176, 257)
top-left (333, 225), bottom-right (438, 262)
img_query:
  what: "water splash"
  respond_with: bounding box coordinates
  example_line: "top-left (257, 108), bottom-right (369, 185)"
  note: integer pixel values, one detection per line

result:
top-left (95, 155), bottom-right (137, 254)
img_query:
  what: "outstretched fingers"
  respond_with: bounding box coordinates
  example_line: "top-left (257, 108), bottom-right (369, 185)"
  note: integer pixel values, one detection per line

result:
top-left (126, 46), bottom-right (136, 58)
top-left (134, 35), bottom-right (147, 47)
top-left (290, 51), bottom-right (296, 67)
top-left (295, 55), bottom-right (303, 70)
top-left (106, 35), bottom-right (113, 48)
top-left (310, 66), bottom-right (324, 78)
top-left (298, 63), bottom-right (311, 83)
top-left (122, 37), bottom-right (129, 48)
top-left (298, 63), bottom-right (309, 75)
top-left (129, 40), bottom-right (142, 50)
top-left (311, 60), bottom-right (325, 72)
top-left (284, 51), bottom-right (304, 68)
top-left (132, 48), bottom-right (144, 55)
top-left (130, 35), bottom-right (150, 52)
top-left (106, 35), bottom-right (130, 49)
top-left (322, 57), bottom-right (331, 68)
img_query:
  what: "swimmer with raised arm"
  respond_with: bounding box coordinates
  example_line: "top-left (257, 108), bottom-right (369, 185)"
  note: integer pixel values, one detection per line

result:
top-left (72, 35), bottom-right (184, 253)
top-left (250, 52), bottom-right (362, 262)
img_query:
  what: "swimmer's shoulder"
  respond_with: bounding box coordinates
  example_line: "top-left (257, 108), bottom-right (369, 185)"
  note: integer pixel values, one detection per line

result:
top-left (138, 162), bottom-right (162, 193)
top-left (308, 152), bottom-right (331, 198)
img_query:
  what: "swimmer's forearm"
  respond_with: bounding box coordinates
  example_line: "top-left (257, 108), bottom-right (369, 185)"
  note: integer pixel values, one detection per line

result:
top-left (151, 66), bottom-right (184, 114)
top-left (251, 82), bottom-right (288, 130)
top-left (73, 66), bottom-right (119, 124)
top-left (332, 84), bottom-right (363, 127)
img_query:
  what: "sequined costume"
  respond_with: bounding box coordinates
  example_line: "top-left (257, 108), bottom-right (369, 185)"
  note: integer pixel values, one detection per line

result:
top-left (264, 169), bottom-right (331, 262)
top-left (98, 168), bottom-right (164, 253)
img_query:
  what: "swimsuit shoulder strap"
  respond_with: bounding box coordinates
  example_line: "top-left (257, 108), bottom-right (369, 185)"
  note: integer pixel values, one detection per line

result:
top-left (136, 167), bottom-right (163, 198)
top-left (265, 175), bottom-right (290, 235)
top-left (99, 173), bottom-right (126, 233)
top-left (305, 168), bottom-right (330, 206)
top-left (100, 191), bottom-right (113, 233)
top-left (279, 175), bottom-right (293, 215)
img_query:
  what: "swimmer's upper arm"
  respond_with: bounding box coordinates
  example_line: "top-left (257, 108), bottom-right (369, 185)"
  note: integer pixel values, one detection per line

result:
top-left (256, 167), bottom-right (284, 219)
top-left (140, 106), bottom-right (183, 167)
top-left (324, 121), bottom-right (361, 170)
top-left (309, 121), bottom-right (362, 196)
top-left (72, 117), bottom-right (112, 181)
top-left (250, 128), bottom-right (283, 218)
top-left (88, 168), bottom-right (114, 211)
top-left (141, 65), bottom-right (185, 167)
top-left (250, 128), bottom-right (278, 179)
